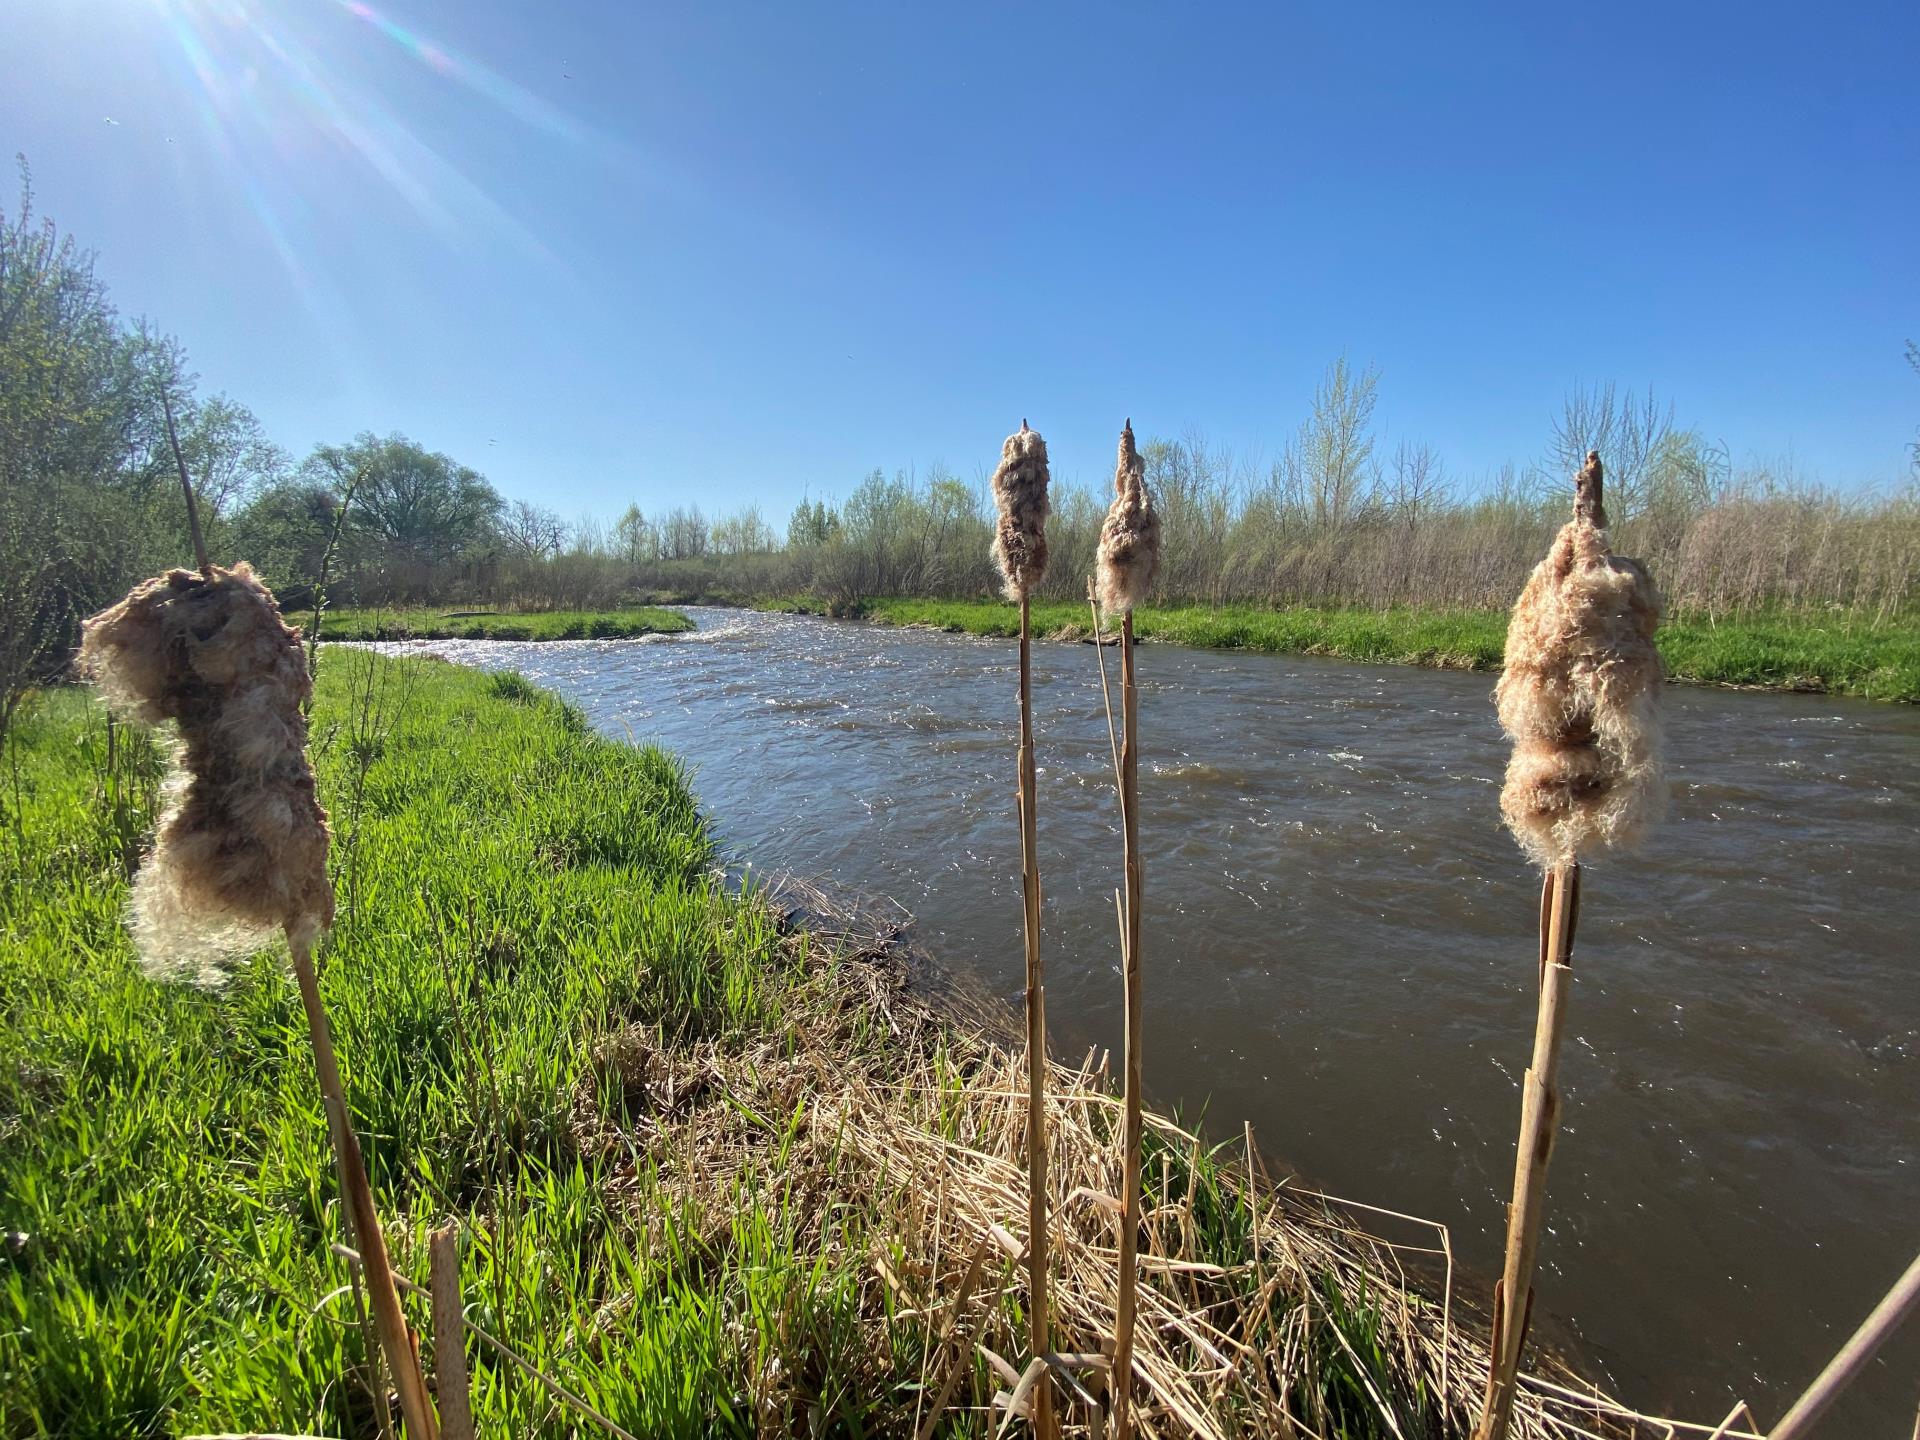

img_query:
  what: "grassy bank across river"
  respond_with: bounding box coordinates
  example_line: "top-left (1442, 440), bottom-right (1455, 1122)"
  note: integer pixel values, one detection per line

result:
top-left (318, 605), bottom-right (693, 641)
top-left (1, 656), bottom-right (1677, 1437)
top-left (765, 597), bottom-right (1920, 702)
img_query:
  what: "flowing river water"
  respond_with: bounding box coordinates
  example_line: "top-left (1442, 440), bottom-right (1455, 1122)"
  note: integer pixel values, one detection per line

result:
top-left (370, 606), bottom-right (1920, 1431)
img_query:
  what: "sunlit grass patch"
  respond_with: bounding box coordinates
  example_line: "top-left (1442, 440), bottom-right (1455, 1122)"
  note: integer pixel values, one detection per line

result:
top-left (0, 658), bottom-right (828, 1435)
top-left (317, 606), bottom-right (693, 642)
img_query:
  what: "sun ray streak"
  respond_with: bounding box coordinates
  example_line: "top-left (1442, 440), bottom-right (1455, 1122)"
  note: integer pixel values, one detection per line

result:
top-left (335, 0), bottom-right (588, 145)
top-left (155, 0), bottom-right (563, 262)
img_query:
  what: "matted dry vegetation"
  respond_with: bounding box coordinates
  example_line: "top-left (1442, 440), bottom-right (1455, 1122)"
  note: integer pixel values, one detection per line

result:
top-left (578, 874), bottom-right (1749, 1440)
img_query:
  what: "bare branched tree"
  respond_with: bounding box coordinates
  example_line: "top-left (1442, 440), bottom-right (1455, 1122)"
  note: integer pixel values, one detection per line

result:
top-left (1549, 384), bottom-right (1674, 522)
top-left (498, 499), bottom-right (570, 563)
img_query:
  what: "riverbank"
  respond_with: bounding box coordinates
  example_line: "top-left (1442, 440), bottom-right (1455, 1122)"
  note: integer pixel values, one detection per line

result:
top-left (0, 657), bottom-right (1680, 1437)
top-left (317, 605), bottom-right (693, 641)
top-left (760, 597), bottom-right (1920, 702)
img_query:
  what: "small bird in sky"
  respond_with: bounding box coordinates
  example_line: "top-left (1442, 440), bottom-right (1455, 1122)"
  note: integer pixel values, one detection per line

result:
top-left (102, 116), bottom-right (120, 126)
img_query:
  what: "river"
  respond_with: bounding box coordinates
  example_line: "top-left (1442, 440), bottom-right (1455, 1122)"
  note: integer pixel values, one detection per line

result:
top-left (370, 605), bottom-right (1920, 1432)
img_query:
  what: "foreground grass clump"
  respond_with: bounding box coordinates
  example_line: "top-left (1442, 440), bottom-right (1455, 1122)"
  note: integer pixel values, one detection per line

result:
top-left (1, 657), bottom-right (1657, 1438)
top-left (319, 606), bottom-right (693, 641)
top-left (799, 597), bottom-right (1920, 701)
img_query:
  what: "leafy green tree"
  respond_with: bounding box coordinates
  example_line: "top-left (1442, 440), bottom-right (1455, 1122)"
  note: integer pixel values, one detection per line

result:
top-left (231, 480), bottom-right (356, 602)
top-left (0, 160), bottom-right (187, 746)
top-left (787, 497), bottom-right (840, 548)
top-left (177, 394), bottom-right (290, 520)
top-left (307, 432), bottom-right (501, 567)
top-left (614, 503), bottom-right (657, 567)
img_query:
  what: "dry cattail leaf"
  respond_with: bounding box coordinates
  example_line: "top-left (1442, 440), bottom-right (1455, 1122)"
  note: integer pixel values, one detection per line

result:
top-left (1096, 420), bottom-right (1159, 615)
top-left (80, 563), bottom-right (334, 982)
top-left (990, 422), bottom-right (1051, 602)
top-left (1494, 452), bottom-right (1664, 868)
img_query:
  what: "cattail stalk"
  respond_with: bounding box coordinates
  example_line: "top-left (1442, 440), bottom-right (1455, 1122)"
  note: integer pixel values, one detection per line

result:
top-left (430, 1223), bottom-right (477, 1440)
top-left (1769, 1247), bottom-right (1920, 1440)
top-left (159, 385), bottom-right (213, 580)
top-left (1096, 421), bottom-right (1158, 1439)
top-left (293, 925), bottom-right (440, 1439)
top-left (1477, 863), bottom-right (1577, 1440)
top-left (1476, 453), bottom-right (1662, 1440)
top-left (991, 421), bottom-right (1055, 1440)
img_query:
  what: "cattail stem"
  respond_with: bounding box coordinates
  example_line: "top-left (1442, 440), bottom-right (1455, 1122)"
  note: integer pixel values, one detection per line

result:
top-left (1769, 1248), bottom-right (1920, 1440)
top-left (430, 1224), bottom-right (476, 1440)
top-left (1111, 611), bottom-right (1146, 1439)
top-left (1088, 582), bottom-right (1122, 800)
top-left (1016, 593), bottom-right (1056, 1440)
top-left (159, 387), bottom-right (213, 581)
top-left (290, 928), bottom-right (438, 1438)
top-left (1476, 862), bottom-right (1579, 1440)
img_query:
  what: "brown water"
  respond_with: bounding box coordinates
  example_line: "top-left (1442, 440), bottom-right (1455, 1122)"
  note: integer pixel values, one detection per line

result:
top-left (375, 606), bottom-right (1920, 1432)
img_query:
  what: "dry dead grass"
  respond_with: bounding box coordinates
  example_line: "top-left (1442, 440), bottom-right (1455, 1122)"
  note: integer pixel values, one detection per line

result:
top-left (568, 875), bottom-right (1754, 1440)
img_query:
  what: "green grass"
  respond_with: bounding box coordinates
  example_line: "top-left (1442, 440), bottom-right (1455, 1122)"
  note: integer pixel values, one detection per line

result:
top-left (777, 597), bottom-right (1920, 701)
top-left (0, 656), bottom-right (889, 1437)
top-left (315, 606), bottom-right (694, 642)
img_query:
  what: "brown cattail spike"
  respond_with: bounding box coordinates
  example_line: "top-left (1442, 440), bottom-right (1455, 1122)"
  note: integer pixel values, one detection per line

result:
top-left (1573, 449), bottom-right (1605, 528)
top-left (1096, 421), bottom-right (1160, 615)
top-left (990, 424), bottom-right (1051, 601)
top-left (1494, 451), bottom-right (1664, 869)
top-left (80, 563), bottom-right (335, 982)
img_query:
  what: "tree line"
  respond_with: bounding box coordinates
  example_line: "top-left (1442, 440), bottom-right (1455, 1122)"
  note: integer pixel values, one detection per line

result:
top-left (6, 162), bottom-right (1917, 748)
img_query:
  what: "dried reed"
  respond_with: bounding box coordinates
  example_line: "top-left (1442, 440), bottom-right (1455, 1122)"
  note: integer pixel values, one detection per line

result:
top-left (1095, 419), bottom-right (1160, 1439)
top-left (991, 419), bottom-right (1056, 1438)
top-left (1768, 1246), bottom-right (1920, 1440)
top-left (1476, 452), bottom-right (1663, 1440)
top-left (81, 435), bottom-right (438, 1438)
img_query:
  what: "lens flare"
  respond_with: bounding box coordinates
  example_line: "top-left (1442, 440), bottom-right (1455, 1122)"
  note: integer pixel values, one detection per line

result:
top-left (151, 0), bottom-right (583, 260)
top-left (335, 0), bottom-right (585, 143)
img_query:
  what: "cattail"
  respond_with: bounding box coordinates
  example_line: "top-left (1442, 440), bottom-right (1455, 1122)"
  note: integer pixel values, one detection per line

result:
top-left (991, 421), bottom-right (1051, 601)
top-left (991, 419), bottom-right (1057, 1439)
top-left (1096, 420), bottom-right (1159, 616)
top-left (79, 563), bottom-right (333, 984)
top-left (81, 552), bottom-right (438, 1438)
top-left (1476, 451), bottom-right (1663, 1440)
top-left (1494, 451), bottom-right (1664, 869)
top-left (1094, 418), bottom-right (1157, 1440)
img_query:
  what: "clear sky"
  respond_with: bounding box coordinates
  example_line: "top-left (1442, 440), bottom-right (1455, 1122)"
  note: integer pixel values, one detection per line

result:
top-left (7, 0), bottom-right (1916, 517)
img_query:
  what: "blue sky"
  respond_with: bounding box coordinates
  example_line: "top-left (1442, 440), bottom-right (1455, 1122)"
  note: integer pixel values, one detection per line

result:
top-left (7, 0), bottom-right (1916, 517)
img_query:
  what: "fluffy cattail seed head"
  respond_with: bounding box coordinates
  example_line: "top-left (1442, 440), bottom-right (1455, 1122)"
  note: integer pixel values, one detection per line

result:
top-left (79, 563), bottom-right (334, 983)
top-left (1096, 420), bottom-right (1160, 615)
top-left (990, 422), bottom-right (1051, 601)
top-left (1494, 452), bottom-right (1665, 869)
